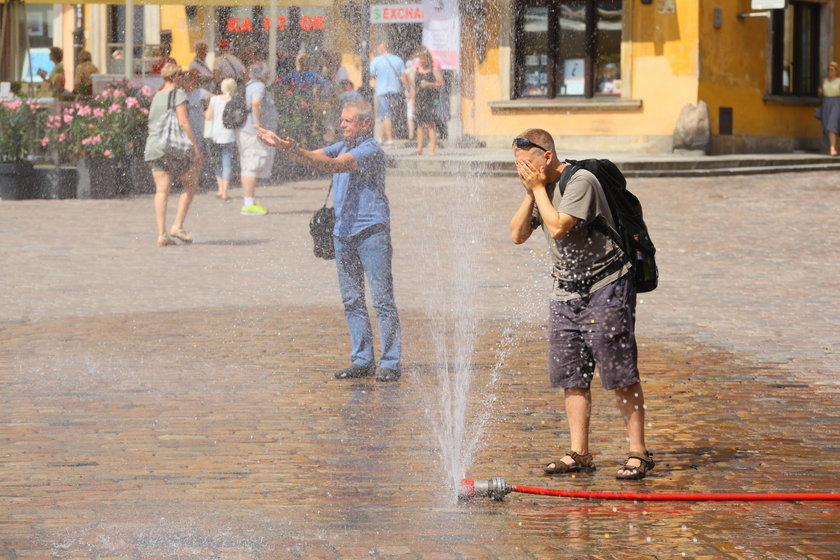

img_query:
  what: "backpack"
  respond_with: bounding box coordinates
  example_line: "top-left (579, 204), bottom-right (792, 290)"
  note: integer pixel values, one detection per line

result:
top-left (222, 80), bottom-right (249, 129)
top-left (559, 159), bottom-right (659, 293)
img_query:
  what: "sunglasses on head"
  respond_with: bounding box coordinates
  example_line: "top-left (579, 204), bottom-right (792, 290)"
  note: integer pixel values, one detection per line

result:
top-left (512, 137), bottom-right (548, 152)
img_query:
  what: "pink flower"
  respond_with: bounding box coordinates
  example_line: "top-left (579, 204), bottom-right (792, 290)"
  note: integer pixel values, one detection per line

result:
top-left (58, 133), bottom-right (66, 142)
top-left (140, 85), bottom-right (152, 97)
top-left (103, 149), bottom-right (112, 157)
top-left (93, 108), bottom-right (105, 118)
top-left (78, 105), bottom-right (91, 116)
top-left (108, 103), bottom-right (122, 113)
top-left (112, 89), bottom-right (125, 97)
top-left (82, 137), bottom-right (91, 145)
top-left (125, 96), bottom-right (138, 108)
top-left (63, 113), bottom-right (74, 123)
top-left (92, 134), bottom-right (102, 144)
top-left (40, 137), bottom-right (49, 147)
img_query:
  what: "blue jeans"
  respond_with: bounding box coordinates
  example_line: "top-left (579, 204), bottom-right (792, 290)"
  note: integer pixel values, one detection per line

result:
top-left (214, 142), bottom-right (235, 181)
top-left (334, 226), bottom-right (401, 370)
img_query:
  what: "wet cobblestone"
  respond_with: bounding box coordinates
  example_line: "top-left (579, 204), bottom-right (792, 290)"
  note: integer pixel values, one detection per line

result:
top-left (1, 170), bottom-right (839, 558)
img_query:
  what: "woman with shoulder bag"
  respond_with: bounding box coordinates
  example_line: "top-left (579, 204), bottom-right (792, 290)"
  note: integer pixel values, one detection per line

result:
top-left (144, 63), bottom-right (202, 246)
top-left (204, 78), bottom-right (237, 200)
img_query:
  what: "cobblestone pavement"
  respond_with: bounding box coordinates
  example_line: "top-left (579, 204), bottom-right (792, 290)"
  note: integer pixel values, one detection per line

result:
top-left (1, 169), bottom-right (839, 558)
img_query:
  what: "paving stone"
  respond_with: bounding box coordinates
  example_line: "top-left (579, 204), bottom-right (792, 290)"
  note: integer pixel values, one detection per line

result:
top-left (0, 171), bottom-right (838, 558)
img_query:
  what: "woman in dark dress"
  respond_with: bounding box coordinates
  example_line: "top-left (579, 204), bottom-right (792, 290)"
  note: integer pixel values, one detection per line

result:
top-left (411, 49), bottom-right (444, 156)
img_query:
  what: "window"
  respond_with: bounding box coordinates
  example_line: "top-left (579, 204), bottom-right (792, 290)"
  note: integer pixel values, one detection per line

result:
top-left (771, 1), bottom-right (821, 96)
top-left (514, 0), bottom-right (622, 99)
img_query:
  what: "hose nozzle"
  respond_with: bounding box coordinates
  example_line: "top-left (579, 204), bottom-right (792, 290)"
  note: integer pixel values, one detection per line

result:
top-left (459, 477), bottom-right (512, 501)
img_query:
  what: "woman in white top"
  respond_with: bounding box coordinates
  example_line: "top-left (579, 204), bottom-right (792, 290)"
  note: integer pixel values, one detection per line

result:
top-left (204, 78), bottom-right (238, 200)
top-left (818, 61), bottom-right (840, 156)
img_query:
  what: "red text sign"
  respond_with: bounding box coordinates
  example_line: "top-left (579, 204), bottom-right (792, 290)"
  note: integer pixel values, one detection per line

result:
top-left (226, 16), bottom-right (325, 33)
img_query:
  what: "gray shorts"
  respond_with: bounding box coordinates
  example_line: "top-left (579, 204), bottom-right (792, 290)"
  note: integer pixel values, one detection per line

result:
top-left (548, 273), bottom-right (640, 390)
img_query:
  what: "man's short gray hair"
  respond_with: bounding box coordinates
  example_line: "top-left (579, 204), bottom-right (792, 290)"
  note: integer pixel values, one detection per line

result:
top-left (249, 62), bottom-right (268, 81)
top-left (343, 99), bottom-right (372, 122)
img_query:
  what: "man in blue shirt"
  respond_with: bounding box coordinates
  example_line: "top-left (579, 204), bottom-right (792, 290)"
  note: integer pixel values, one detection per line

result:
top-left (255, 100), bottom-right (402, 382)
top-left (369, 42), bottom-right (406, 147)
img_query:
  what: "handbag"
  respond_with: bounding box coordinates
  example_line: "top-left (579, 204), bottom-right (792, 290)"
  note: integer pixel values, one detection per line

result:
top-left (309, 179), bottom-right (336, 260)
top-left (160, 90), bottom-right (193, 158)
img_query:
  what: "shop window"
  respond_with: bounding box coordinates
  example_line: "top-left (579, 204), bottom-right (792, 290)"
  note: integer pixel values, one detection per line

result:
top-left (107, 5), bottom-right (145, 74)
top-left (514, 0), bottom-right (622, 99)
top-left (770, 1), bottom-right (821, 97)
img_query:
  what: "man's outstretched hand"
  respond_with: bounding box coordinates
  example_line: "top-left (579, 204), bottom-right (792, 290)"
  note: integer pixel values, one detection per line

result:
top-left (256, 127), bottom-right (297, 153)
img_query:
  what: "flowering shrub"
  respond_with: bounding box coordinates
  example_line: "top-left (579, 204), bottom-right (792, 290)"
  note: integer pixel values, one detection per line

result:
top-left (41, 81), bottom-right (152, 160)
top-left (271, 79), bottom-right (325, 150)
top-left (0, 97), bottom-right (44, 162)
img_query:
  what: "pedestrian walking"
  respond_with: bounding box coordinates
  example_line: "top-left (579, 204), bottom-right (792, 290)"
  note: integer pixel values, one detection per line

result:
top-left (369, 42), bottom-right (406, 146)
top-left (204, 78), bottom-right (237, 201)
top-left (73, 50), bottom-right (98, 97)
top-left (237, 62), bottom-right (278, 215)
top-left (213, 39), bottom-right (245, 89)
top-left (37, 47), bottom-right (66, 98)
top-left (255, 100), bottom-right (402, 382)
top-left (144, 63), bottom-right (202, 246)
top-left (818, 61), bottom-right (840, 157)
top-left (410, 48), bottom-right (443, 156)
top-left (508, 128), bottom-right (654, 480)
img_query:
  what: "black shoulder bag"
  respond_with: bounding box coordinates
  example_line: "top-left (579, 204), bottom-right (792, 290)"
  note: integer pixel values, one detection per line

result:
top-left (309, 179), bottom-right (336, 260)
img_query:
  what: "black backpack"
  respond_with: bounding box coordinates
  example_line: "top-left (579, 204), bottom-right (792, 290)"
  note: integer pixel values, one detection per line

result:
top-left (222, 80), bottom-right (249, 129)
top-left (559, 159), bottom-right (659, 293)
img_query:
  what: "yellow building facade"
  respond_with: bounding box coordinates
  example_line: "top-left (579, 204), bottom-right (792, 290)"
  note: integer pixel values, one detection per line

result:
top-left (460, 0), bottom-right (837, 153)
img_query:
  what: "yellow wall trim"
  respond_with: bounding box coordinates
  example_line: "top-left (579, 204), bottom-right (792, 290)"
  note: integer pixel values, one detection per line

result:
top-left (489, 99), bottom-right (643, 113)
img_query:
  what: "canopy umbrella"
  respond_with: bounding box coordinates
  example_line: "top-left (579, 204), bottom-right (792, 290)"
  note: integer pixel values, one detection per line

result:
top-left (0, 0), bottom-right (29, 84)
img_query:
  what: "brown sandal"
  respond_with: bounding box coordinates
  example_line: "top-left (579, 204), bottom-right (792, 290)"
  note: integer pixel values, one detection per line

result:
top-left (616, 451), bottom-right (655, 480)
top-left (543, 451), bottom-right (596, 475)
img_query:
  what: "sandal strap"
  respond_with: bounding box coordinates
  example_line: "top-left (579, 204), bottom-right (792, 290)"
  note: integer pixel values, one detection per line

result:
top-left (567, 450), bottom-right (594, 467)
top-left (622, 452), bottom-right (654, 471)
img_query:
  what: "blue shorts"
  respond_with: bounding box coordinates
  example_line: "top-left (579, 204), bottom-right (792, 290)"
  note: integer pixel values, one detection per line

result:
top-left (376, 94), bottom-right (394, 121)
top-left (548, 274), bottom-right (640, 391)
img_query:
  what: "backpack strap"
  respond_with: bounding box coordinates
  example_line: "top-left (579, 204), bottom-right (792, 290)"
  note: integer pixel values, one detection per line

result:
top-left (561, 159), bottom-right (627, 258)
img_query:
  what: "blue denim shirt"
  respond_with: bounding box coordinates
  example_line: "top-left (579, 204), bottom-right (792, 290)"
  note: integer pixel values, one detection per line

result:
top-left (323, 134), bottom-right (389, 237)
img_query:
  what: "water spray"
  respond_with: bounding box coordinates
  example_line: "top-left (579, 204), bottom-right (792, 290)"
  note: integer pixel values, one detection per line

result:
top-left (459, 477), bottom-right (840, 502)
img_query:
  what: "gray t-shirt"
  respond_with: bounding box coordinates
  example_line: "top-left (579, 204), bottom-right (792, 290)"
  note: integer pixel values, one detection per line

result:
top-left (241, 80), bottom-right (279, 136)
top-left (144, 88), bottom-right (188, 162)
top-left (533, 168), bottom-right (629, 301)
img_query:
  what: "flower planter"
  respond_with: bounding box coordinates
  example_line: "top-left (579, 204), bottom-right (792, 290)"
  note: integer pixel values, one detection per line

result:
top-left (33, 165), bottom-right (78, 199)
top-left (125, 156), bottom-right (154, 195)
top-left (0, 161), bottom-right (35, 200)
top-left (76, 158), bottom-right (119, 199)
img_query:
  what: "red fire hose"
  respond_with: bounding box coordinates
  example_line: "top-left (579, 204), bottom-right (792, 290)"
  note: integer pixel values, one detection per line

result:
top-left (460, 478), bottom-right (840, 502)
top-left (510, 484), bottom-right (840, 501)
